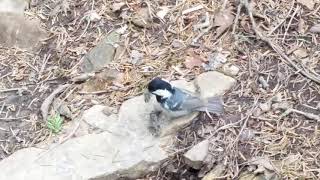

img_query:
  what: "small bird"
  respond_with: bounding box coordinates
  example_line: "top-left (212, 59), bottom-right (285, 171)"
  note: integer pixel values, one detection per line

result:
top-left (144, 77), bottom-right (224, 118)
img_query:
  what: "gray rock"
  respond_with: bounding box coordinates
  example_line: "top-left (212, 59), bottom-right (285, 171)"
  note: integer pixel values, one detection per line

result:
top-left (203, 53), bottom-right (227, 71)
top-left (111, 2), bottom-right (125, 12)
top-left (129, 50), bottom-right (144, 65)
top-left (196, 71), bottom-right (236, 98)
top-left (82, 105), bottom-right (118, 131)
top-left (183, 140), bottom-right (210, 169)
top-left (222, 63), bottom-right (240, 76)
top-left (132, 8), bottom-right (152, 28)
top-left (53, 98), bottom-right (72, 119)
top-left (0, 0), bottom-right (28, 15)
top-left (82, 31), bottom-right (120, 72)
top-left (171, 79), bottom-right (197, 93)
top-left (202, 163), bottom-right (226, 180)
top-left (0, 13), bottom-right (47, 51)
top-left (0, 73), bottom-right (236, 180)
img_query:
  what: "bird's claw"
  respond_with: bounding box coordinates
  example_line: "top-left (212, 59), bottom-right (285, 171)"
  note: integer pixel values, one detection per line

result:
top-left (143, 90), bottom-right (151, 103)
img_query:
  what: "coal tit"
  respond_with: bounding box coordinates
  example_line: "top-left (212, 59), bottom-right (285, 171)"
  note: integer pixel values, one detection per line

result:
top-left (144, 77), bottom-right (224, 118)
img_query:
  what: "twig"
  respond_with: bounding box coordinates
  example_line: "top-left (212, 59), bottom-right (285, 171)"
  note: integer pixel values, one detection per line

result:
top-left (38, 54), bottom-right (51, 80)
top-left (0, 116), bottom-right (29, 121)
top-left (221, 0), bottom-right (229, 10)
top-left (182, 4), bottom-right (203, 15)
top-left (268, 0), bottom-right (296, 35)
top-left (243, 0), bottom-right (320, 85)
top-left (0, 87), bottom-right (26, 93)
top-left (232, 1), bottom-right (243, 34)
top-left (282, 5), bottom-right (300, 42)
top-left (232, 95), bottom-right (260, 145)
top-left (279, 108), bottom-right (320, 121)
top-left (78, 90), bottom-right (109, 95)
top-left (41, 84), bottom-right (71, 121)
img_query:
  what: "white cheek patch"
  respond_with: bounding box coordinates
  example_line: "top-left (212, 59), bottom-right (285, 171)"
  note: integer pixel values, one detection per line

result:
top-left (153, 89), bottom-right (172, 98)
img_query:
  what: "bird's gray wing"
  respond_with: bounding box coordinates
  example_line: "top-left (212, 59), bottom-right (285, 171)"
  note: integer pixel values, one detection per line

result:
top-left (174, 88), bottom-right (224, 114)
top-left (180, 94), bottom-right (205, 111)
top-left (171, 88), bottom-right (205, 111)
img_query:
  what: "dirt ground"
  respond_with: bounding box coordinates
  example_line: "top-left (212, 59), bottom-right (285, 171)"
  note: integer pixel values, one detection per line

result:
top-left (0, 0), bottom-right (319, 179)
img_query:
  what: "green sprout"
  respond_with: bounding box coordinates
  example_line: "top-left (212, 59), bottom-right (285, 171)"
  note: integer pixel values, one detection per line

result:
top-left (47, 113), bottom-right (63, 134)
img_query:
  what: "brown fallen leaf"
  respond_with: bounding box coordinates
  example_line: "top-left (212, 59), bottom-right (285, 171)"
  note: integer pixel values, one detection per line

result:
top-left (213, 7), bottom-right (235, 38)
top-left (293, 48), bottom-right (308, 58)
top-left (111, 2), bottom-right (126, 12)
top-left (132, 8), bottom-right (152, 28)
top-left (297, 18), bottom-right (307, 34)
top-left (309, 24), bottom-right (320, 33)
top-left (249, 156), bottom-right (276, 171)
top-left (184, 55), bottom-right (203, 69)
top-left (82, 69), bottom-right (124, 92)
top-left (297, 0), bottom-right (315, 10)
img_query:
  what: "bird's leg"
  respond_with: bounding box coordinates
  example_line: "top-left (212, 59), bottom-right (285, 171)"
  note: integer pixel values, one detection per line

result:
top-left (143, 89), bottom-right (152, 103)
top-left (205, 108), bottom-right (214, 121)
top-left (148, 110), bottom-right (163, 136)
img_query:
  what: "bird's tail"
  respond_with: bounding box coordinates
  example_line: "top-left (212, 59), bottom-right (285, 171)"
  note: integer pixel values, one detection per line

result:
top-left (197, 96), bottom-right (224, 115)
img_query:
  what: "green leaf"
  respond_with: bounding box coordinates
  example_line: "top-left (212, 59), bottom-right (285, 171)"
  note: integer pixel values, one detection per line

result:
top-left (47, 113), bottom-right (63, 134)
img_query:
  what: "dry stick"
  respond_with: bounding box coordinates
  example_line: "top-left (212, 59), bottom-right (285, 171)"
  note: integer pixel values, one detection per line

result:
top-left (232, 2), bottom-right (243, 34)
top-left (244, 0), bottom-right (320, 85)
top-left (268, 0), bottom-right (296, 35)
top-left (279, 108), bottom-right (320, 121)
top-left (282, 5), bottom-right (300, 42)
top-left (0, 116), bottom-right (29, 121)
top-left (221, 0), bottom-right (229, 10)
top-left (232, 95), bottom-right (260, 146)
top-left (41, 84), bottom-right (71, 121)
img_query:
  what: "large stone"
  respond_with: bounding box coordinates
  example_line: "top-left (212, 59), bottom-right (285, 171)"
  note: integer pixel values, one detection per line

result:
top-left (0, 13), bottom-right (47, 51)
top-left (0, 73), bottom-right (236, 179)
top-left (183, 140), bottom-right (209, 169)
top-left (196, 71), bottom-right (236, 98)
top-left (82, 31), bottom-right (120, 72)
top-left (82, 105), bottom-right (118, 131)
top-left (202, 164), bottom-right (226, 180)
top-left (0, 0), bottom-right (28, 15)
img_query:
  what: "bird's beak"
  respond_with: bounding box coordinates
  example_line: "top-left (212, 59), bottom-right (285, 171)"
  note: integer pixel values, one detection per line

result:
top-left (143, 90), bottom-right (152, 103)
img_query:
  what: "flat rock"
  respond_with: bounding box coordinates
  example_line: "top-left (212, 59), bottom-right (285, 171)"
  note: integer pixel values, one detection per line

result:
top-left (0, 0), bottom-right (28, 15)
top-left (82, 31), bottom-right (120, 72)
top-left (0, 13), bottom-right (47, 51)
top-left (183, 140), bottom-right (209, 169)
top-left (202, 164), bottom-right (226, 180)
top-left (0, 73), bottom-right (235, 180)
top-left (196, 71), bottom-right (236, 98)
top-left (171, 79), bottom-right (197, 93)
top-left (82, 105), bottom-right (118, 131)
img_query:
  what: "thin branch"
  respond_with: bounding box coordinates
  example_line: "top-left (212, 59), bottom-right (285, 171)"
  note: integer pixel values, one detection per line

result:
top-left (243, 0), bottom-right (320, 84)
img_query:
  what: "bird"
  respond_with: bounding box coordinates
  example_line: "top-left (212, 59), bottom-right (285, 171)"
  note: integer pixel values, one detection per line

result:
top-left (144, 77), bottom-right (224, 118)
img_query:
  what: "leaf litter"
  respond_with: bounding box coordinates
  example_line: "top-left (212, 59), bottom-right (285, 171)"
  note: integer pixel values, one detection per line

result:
top-left (0, 0), bottom-right (319, 179)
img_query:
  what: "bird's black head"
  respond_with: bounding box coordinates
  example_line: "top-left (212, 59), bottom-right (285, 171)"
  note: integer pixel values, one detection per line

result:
top-left (147, 77), bottom-right (174, 101)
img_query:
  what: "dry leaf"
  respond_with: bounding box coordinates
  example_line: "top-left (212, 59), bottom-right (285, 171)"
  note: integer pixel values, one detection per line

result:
top-left (297, 18), bottom-right (307, 34)
top-left (293, 48), bottom-right (308, 58)
top-left (249, 156), bottom-right (276, 171)
top-left (86, 10), bottom-right (101, 22)
top-left (213, 7), bottom-right (235, 38)
top-left (240, 17), bottom-right (251, 32)
top-left (297, 0), bottom-right (315, 10)
top-left (184, 55), bottom-right (203, 69)
top-left (111, 2), bottom-right (126, 12)
top-left (309, 24), bottom-right (320, 33)
top-left (132, 8), bottom-right (152, 28)
top-left (156, 7), bottom-right (170, 20)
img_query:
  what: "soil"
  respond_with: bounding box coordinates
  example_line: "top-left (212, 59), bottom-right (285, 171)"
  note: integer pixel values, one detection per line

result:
top-left (0, 0), bottom-right (319, 179)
